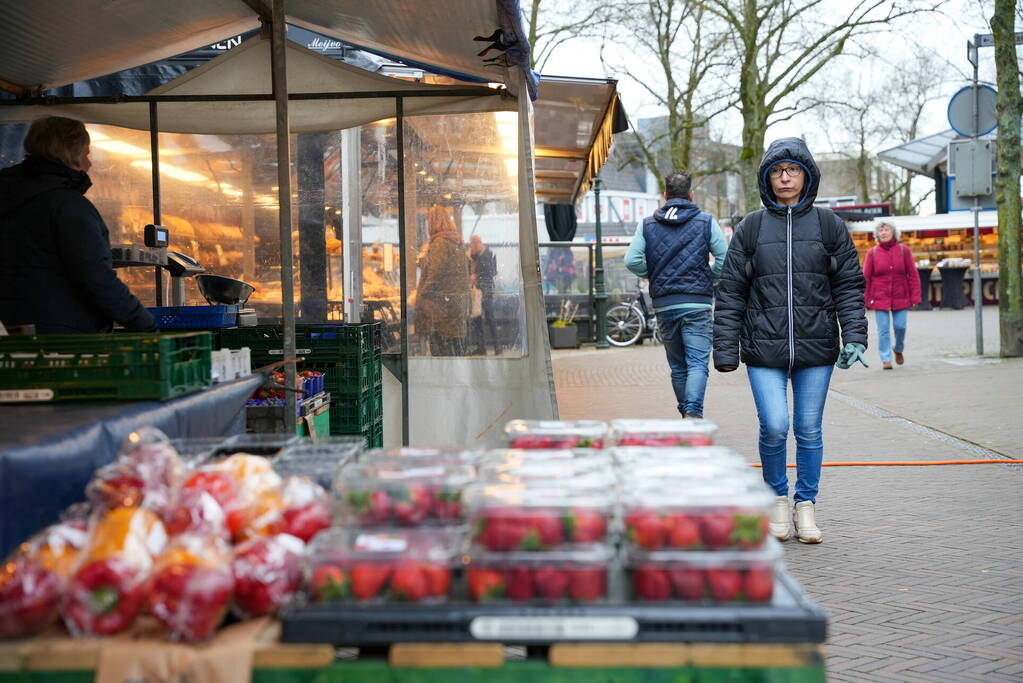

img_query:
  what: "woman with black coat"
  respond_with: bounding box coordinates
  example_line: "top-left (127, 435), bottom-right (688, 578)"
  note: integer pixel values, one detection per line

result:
top-left (0, 116), bottom-right (155, 334)
top-left (713, 137), bottom-right (868, 544)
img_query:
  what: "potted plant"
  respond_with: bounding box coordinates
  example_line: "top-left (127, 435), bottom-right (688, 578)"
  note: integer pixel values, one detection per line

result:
top-left (548, 300), bottom-right (579, 349)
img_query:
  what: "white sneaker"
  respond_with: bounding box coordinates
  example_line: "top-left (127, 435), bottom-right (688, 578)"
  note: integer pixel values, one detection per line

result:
top-left (793, 501), bottom-right (822, 544)
top-left (769, 496), bottom-right (791, 541)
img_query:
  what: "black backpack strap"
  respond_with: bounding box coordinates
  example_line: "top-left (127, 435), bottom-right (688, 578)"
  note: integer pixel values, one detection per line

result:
top-left (816, 207), bottom-right (842, 275)
top-left (742, 210), bottom-right (764, 279)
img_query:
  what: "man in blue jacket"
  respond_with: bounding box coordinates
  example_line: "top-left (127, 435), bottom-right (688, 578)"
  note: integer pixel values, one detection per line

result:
top-left (625, 170), bottom-right (728, 418)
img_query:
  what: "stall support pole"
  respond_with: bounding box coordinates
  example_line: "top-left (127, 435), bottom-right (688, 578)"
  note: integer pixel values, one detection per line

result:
top-left (149, 102), bottom-right (164, 307)
top-left (271, 0), bottom-right (298, 433)
top-left (396, 98), bottom-right (410, 446)
top-left (593, 176), bottom-right (608, 349)
top-left (341, 127), bottom-right (362, 323)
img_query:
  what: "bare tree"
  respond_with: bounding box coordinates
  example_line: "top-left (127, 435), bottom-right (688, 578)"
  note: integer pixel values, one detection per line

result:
top-left (525, 0), bottom-right (604, 71)
top-left (990, 0), bottom-right (1022, 356)
top-left (694, 0), bottom-right (943, 209)
top-left (598, 0), bottom-right (736, 191)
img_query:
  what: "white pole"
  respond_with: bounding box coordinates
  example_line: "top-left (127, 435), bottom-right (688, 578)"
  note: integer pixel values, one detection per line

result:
top-left (341, 128), bottom-right (363, 323)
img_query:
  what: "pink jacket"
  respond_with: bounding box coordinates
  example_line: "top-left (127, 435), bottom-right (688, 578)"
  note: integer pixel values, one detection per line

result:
top-left (864, 241), bottom-right (921, 311)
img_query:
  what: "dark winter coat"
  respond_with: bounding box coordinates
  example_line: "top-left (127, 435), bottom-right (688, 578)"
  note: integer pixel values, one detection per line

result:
top-left (864, 240), bottom-right (921, 311)
top-left (713, 138), bottom-right (867, 370)
top-left (0, 156), bottom-right (155, 334)
top-left (643, 198), bottom-right (714, 307)
top-left (416, 233), bottom-right (469, 339)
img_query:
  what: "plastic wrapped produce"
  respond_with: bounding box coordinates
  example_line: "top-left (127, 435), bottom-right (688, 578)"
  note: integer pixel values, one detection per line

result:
top-left (622, 481), bottom-right (774, 551)
top-left (246, 476), bottom-right (333, 543)
top-left (0, 521), bottom-right (88, 639)
top-left (336, 460), bottom-right (474, 527)
top-left (149, 534), bottom-right (234, 642)
top-left (231, 533), bottom-right (305, 618)
top-left (86, 429), bottom-right (184, 518)
top-left (307, 528), bottom-right (460, 604)
top-left (164, 490), bottom-right (230, 540)
top-left (611, 419), bottom-right (718, 447)
top-left (186, 454), bottom-right (283, 541)
top-left (467, 545), bottom-right (613, 603)
top-left (627, 540), bottom-right (782, 603)
top-left (504, 420), bottom-right (608, 449)
top-left (63, 507), bottom-right (167, 636)
top-left (466, 485), bottom-right (614, 551)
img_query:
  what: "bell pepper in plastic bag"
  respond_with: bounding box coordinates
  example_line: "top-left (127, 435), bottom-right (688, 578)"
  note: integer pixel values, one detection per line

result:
top-left (149, 534), bottom-right (234, 642)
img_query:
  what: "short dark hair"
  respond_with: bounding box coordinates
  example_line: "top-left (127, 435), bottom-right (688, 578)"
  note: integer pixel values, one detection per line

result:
top-left (664, 170), bottom-right (692, 199)
top-left (24, 116), bottom-right (90, 168)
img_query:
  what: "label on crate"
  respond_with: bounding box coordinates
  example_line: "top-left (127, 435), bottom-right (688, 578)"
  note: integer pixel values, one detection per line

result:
top-left (469, 616), bottom-right (638, 641)
top-left (268, 348), bottom-right (313, 356)
top-left (0, 388), bottom-right (55, 402)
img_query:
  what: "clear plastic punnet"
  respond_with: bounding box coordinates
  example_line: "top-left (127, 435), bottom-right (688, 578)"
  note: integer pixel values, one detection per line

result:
top-left (476, 455), bottom-right (616, 489)
top-left (276, 437), bottom-right (364, 489)
top-left (621, 481), bottom-right (775, 551)
top-left (467, 545), bottom-right (614, 603)
top-left (626, 539), bottom-right (783, 603)
top-left (306, 527), bottom-right (462, 604)
top-left (335, 460), bottom-right (475, 527)
top-left (359, 447), bottom-right (479, 466)
top-left (619, 458), bottom-right (761, 491)
top-left (504, 420), bottom-right (609, 449)
top-left (611, 419), bottom-right (718, 447)
top-left (466, 484), bottom-right (615, 551)
top-left (612, 446), bottom-right (747, 469)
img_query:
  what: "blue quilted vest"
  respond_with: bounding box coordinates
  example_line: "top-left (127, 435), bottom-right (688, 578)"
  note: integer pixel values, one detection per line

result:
top-left (643, 198), bottom-right (714, 308)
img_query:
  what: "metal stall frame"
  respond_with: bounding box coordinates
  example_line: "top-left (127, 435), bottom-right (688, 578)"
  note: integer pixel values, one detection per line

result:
top-left (0, 63), bottom-right (502, 439)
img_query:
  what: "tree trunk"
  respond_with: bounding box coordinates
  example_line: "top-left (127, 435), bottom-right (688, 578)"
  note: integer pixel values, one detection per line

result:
top-left (992, 0), bottom-right (1023, 357)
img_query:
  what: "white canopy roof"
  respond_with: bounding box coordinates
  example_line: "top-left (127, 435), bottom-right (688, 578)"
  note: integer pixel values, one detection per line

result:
top-left (0, 0), bottom-right (520, 95)
top-left (0, 37), bottom-right (513, 134)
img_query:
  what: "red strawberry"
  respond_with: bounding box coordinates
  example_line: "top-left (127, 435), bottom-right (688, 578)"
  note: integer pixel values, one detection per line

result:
top-left (468, 568), bottom-right (506, 601)
top-left (568, 568), bottom-right (605, 602)
top-left (311, 565), bottom-right (350, 602)
top-left (633, 566), bottom-right (671, 601)
top-left (667, 568), bottom-right (705, 600)
top-left (393, 485), bottom-right (434, 525)
top-left (666, 514), bottom-right (701, 549)
top-left (733, 514), bottom-right (769, 549)
top-left (347, 490), bottom-right (392, 525)
top-left (706, 569), bottom-right (743, 602)
top-left (421, 564), bottom-right (451, 597)
top-left (390, 562), bottom-right (428, 602)
top-left (479, 517), bottom-right (530, 551)
top-left (433, 489), bottom-right (462, 521)
top-left (699, 513), bottom-right (737, 548)
top-left (743, 568), bottom-right (774, 603)
top-left (563, 509), bottom-right (606, 544)
top-left (527, 513), bottom-right (564, 548)
top-left (280, 501), bottom-right (332, 543)
top-left (505, 567), bottom-right (534, 601)
top-left (350, 563), bottom-right (393, 600)
top-left (627, 511), bottom-right (667, 549)
top-left (533, 567), bottom-right (568, 600)
top-left (687, 435), bottom-right (713, 447)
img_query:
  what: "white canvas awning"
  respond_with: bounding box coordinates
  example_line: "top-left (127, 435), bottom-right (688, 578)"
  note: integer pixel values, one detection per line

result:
top-left (0, 37), bottom-right (513, 134)
top-left (0, 0), bottom-right (530, 96)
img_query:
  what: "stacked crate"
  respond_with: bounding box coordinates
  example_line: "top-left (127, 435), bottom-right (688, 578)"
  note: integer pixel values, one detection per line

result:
top-left (220, 323), bottom-right (383, 448)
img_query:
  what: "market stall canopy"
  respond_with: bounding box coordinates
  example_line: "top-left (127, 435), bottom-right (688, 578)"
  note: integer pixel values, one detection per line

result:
top-left (0, 0), bottom-right (536, 98)
top-left (0, 37), bottom-right (514, 134)
top-left (532, 76), bottom-right (628, 204)
top-left (878, 128), bottom-right (998, 176)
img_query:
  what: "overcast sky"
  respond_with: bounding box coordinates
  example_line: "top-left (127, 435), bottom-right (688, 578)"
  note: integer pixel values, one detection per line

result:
top-left (541, 0), bottom-right (1001, 158)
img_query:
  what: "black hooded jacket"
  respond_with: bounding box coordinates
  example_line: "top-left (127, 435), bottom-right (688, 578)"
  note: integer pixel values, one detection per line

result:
top-left (0, 156), bottom-right (155, 334)
top-left (713, 138), bottom-right (866, 370)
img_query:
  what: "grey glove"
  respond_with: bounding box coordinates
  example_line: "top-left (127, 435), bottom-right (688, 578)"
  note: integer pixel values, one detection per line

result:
top-left (836, 343), bottom-right (868, 369)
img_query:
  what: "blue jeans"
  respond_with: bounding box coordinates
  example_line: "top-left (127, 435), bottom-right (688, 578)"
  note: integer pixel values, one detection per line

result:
top-left (657, 308), bottom-right (712, 417)
top-left (875, 309), bottom-right (908, 363)
top-left (747, 365), bottom-right (833, 503)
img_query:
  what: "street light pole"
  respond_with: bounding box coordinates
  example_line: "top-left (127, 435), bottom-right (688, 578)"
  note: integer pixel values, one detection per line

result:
top-left (971, 34), bottom-right (984, 356)
top-left (593, 176), bottom-right (608, 349)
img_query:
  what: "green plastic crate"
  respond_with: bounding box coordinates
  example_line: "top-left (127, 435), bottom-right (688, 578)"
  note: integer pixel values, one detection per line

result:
top-left (0, 332), bottom-right (212, 402)
top-left (220, 323), bottom-right (379, 365)
top-left (298, 404), bottom-right (331, 438)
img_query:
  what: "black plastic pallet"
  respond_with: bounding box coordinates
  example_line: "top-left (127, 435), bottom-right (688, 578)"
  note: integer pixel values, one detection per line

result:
top-left (281, 568), bottom-right (826, 646)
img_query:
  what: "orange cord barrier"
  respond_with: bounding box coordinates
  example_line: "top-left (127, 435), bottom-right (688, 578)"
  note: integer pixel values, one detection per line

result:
top-left (749, 460), bottom-right (1023, 467)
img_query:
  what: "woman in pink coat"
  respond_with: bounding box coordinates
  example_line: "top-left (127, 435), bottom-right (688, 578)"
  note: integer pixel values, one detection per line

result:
top-left (863, 221), bottom-right (921, 369)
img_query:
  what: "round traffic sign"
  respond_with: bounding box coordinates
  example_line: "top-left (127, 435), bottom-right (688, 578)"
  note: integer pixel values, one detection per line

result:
top-left (947, 84), bottom-right (998, 137)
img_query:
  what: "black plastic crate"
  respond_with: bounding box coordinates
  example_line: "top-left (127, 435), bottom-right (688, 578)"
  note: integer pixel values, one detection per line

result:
top-left (281, 568), bottom-right (825, 646)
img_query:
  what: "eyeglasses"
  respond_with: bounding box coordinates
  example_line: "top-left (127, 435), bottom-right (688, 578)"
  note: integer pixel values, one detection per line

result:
top-left (769, 165), bottom-right (803, 178)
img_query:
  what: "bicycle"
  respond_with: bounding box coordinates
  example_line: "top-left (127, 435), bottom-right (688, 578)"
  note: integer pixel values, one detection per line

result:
top-left (606, 290), bottom-right (661, 347)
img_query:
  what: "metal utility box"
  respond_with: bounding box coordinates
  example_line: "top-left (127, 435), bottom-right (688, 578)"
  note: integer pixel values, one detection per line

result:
top-left (949, 140), bottom-right (994, 197)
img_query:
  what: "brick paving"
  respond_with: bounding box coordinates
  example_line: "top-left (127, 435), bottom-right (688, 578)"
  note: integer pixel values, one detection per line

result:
top-left (552, 308), bottom-right (1023, 681)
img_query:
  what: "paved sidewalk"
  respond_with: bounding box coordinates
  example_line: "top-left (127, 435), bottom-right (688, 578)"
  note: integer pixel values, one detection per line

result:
top-left (553, 308), bottom-right (1023, 681)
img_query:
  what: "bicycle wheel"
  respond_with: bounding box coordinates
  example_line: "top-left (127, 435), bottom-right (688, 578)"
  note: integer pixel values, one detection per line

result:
top-left (606, 304), bottom-right (645, 347)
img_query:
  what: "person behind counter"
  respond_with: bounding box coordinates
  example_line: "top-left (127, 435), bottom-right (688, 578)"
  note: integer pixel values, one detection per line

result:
top-left (0, 116), bottom-right (155, 334)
